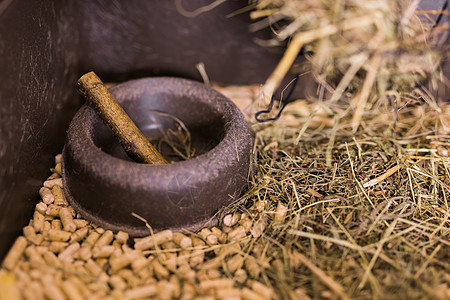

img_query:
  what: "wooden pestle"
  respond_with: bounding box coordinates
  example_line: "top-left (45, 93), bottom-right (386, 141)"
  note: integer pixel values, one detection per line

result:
top-left (76, 72), bottom-right (168, 164)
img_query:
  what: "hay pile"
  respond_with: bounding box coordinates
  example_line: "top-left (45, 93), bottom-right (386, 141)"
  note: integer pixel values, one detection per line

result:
top-left (252, 0), bottom-right (447, 130)
top-left (215, 83), bottom-right (450, 299)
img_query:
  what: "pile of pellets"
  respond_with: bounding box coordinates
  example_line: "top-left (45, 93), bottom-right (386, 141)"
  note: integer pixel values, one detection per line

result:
top-left (0, 154), bottom-right (278, 300)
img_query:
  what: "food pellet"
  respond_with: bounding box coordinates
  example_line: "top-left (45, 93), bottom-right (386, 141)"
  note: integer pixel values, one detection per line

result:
top-left (70, 227), bottom-right (89, 243)
top-left (124, 284), bottom-right (158, 299)
top-left (59, 207), bottom-right (76, 232)
top-left (58, 242), bottom-right (80, 263)
top-left (223, 213), bottom-right (240, 227)
top-left (32, 211), bottom-right (45, 233)
top-left (23, 225), bottom-right (42, 245)
top-left (39, 187), bottom-right (54, 204)
top-left (94, 230), bottom-right (114, 247)
top-left (173, 232), bottom-right (192, 249)
top-left (115, 231), bottom-right (129, 244)
top-left (35, 202), bottom-right (48, 215)
top-left (43, 178), bottom-right (63, 189)
top-left (92, 245), bottom-right (116, 258)
top-left (0, 152), bottom-right (281, 299)
top-left (226, 254), bottom-right (244, 273)
top-left (51, 186), bottom-right (68, 206)
top-left (48, 241), bottom-right (68, 253)
top-left (274, 201), bottom-right (288, 223)
top-left (46, 229), bottom-right (71, 242)
top-left (2, 236), bottom-right (27, 270)
top-left (134, 230), bottom-right (173, 250)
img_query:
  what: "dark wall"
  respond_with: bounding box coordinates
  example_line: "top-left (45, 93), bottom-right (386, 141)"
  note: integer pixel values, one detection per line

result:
top-left (0, 0), bottom-right (81, 259)
top-left (0, 0), bottom-right (284, 260)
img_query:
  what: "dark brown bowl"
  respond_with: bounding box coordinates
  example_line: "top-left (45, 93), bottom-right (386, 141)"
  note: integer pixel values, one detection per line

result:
top-left (61, 77), bottom-right (253, 236)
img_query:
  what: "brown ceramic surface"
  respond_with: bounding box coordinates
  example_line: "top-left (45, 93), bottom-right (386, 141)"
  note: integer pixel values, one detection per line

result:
top-left (62, 77), bottom-right (253, 235)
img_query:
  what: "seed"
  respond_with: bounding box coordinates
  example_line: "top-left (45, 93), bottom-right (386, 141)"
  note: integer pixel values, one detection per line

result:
top-left (39, 187), bottom-right (55, 204)
top-left (52, 186), bottom-right (68, 206)
top-left (70, 227), bottom-right (89, 243)
top-left (124, 284), bottom-right (158, 299)
top-left (134, 230), bottom-right (173, 250)
top-left (59, 207), bottom-right (76, 233)
top-left (45, 229), bottom-right (71, 242)
top-left (223, 213), bottom-right (240, 227)
top-left (94, 230), bottom-right (114, 247)
top-left (115, 231), bottom-right (129, 244)
top-left (55, 154), bottom-right (62, 164)
top-left (43, 178), bottom-right (63, 189)
top-left (173, 232), bottom-right (192, 249)
top-left (58, 243), bottom-right (80, 263)
top-left (2, 236), bottom-right (27, 270)
top-left (206, 234), bottom-right (218, 245)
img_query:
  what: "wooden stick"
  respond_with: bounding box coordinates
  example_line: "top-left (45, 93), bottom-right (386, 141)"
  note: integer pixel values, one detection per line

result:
top-left (76, 72), bottom-right (168, 164)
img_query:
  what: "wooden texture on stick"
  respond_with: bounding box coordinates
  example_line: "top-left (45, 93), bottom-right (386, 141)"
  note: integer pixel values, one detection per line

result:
top-left (76, 72), bottom-right (168, 164)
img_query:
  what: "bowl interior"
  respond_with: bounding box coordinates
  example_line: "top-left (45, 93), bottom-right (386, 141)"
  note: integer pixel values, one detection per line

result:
top-left (91, 92), bottom-right (227, 163)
